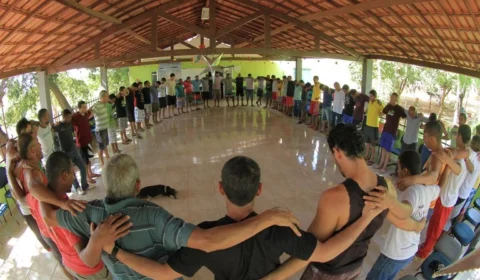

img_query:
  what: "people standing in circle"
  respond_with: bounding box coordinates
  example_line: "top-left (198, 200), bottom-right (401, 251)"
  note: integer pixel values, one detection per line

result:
top-left (92, 90), bottom-right (111, 166)
top-left (202, 74), bottom-right (211, 109)
top-left (158, 78), bottom-right (168, 119)
top-left (331, 82), bottom-right (346, 127)
top-left (166, 73), bottom-right (177, 116)
top-left (142, 80), bottom-right (153, 128)
top-left (364, 90), bottom-right (383, 166)
top-left (223, 73), bottom-right (234, 107)
top-left (150, 80), bottom-right (160, 124)
top-left (245, 74), bottom-right (255, 107)
top-left (342, 89), bottom-right (357, 125)
top-left (213, 73), bottom-right (223, 107)
top-left (184, 76), bottom-right (193, 112)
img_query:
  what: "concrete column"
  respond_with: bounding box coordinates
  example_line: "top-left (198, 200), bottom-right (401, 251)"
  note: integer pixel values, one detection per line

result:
top-left (37, 71), bottom-right (53, 121)
top-left (100, 66), bottom-right (108, 92)
top-left (361, 59), bottom-right (373, 94)
top-left (295, 58), bottom-right (303, 80)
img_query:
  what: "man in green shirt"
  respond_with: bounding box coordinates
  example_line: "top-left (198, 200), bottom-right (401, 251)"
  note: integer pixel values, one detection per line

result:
top-left (91, 90), bottom-right (110, 165)
top-left (41, 154), bottom-right (302, 279)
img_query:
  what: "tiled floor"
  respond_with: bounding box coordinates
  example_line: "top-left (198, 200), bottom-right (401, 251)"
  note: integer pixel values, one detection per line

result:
top-left (0, 103), bottom-right (455, 279)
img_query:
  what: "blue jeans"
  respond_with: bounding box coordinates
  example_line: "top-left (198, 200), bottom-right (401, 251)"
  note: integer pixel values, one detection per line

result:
top-left (66, 149), bottom-right (88, 191)
top-left (366, 253), bottom-right (414, 280)
top-left (294, 100), bottom-right (302, 117)
top-left (332, 112), bottom-right (342, 126)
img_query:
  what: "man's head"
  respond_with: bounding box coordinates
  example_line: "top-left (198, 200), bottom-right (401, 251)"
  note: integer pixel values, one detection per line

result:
top-left (103, 154), bottom-right (140, 201)
top-left (18, 133), bottom-right (42, 161)
top-left (237, 73), bottom-right (242, 77)
top-left (186, 76), bottom-right (191, 81)
top-left (313, 76), bottom-right (319, 83)
top-left (215, 73), bottom-right (219, 77)
top-left (119, 86), bottom-right (126, 96)
top-left (195, 75), bottom-right (199, 80)
top-left (459, 113), bottom-right (467, 125)
top-left (348, 89), bottom-right (357, 97)
top-left (389, 92), bottom-right (399, 105)
top-left (31, 122), bottom-right (39, 138)
top-left (109, 93), bottom-right (116, 104)
top-left (342, 84), bottom-right (349, 92)
top-left (369, 90), bottom-right (377, 102)
top-left (220, 156), bottom-right (261, 207)
top-left (16, 118), bottom-right (31, 135)
top-left (178, 78), bottom-right (183, 84)
top-left (457, 124), bottom-right (471, 147)
top-left (99, 89), bottom-right (109, 103)
top-left (282, 75), bottom-right (286, 80)
top-left (78, 101), bottom-right (87, 113)
top-left (287, 75), bottom-right (292, 81)
top-left (471, 135), bottom-right (480, 152)
top-left (248, 74), bottom-right (252, 78)
top-left (272, 75), bottom-right (276, 79)
top-left (334, 82), bottom-right (341, 91)
top-left (397, 150), bottom-right (422, 178)
top-left (170, 73), bottom-right (175, 80)
top-left (408, 106), bottom-right (417, 118)
top-left (144, 80), bottom-right (150, 87)
top-left (155, 81), bottom-right (160, 87)
top-left (226, 73), bottom-right (231, 78)
top-left (46, 151), bottom-right (75, 194)
top-left (327, 124), bottom-right (365, 177)
top-left (61, 109), bottom-right (72, 123)
top-left (428, 113), bottom-right (437, 122)
top-left (161, 78), bottom-right (166, 83)
top-left (423, 121), bottom-right (443, 150)
top-left (137, 81), bottom-right (143, 89)
top-left (37, 109), bottom-right (49, 125)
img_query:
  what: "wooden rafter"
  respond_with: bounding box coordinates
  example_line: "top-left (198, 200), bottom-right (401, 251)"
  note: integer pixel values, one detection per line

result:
top-left (408, 4), bottom-right (459, 66)
top-left (56, 0), bottom-right (122, 24)
top-left (52, 0), bottom-right (193, 67)
top-left (434, 1), bottom-right (478, 70)
top-left (463, 0), bottom-right (480, 33)
top-left (158, 10), bottom-right (210, 37)
top-left (180, 41), bottom-right (197, 49)
top-left (214, 12), bottom-right (263, 39)
top-left (264, 13), bottom-right (271, 49)
top-left (151, 14), bottom-right (158, 51)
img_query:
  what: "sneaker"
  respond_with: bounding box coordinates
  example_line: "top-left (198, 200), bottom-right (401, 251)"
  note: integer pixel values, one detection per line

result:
top-left (77, 188), bottom-right (85, 195)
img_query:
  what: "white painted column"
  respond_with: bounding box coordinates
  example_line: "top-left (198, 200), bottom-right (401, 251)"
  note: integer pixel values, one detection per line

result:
top-left (37, 71), bottom-right (53, 121)
top-left (100, 66), bottom-right (109, 92)
top-left (295, 58), bottom-right (303, 80)
top-left (361, 59), bottom-right (373, 94)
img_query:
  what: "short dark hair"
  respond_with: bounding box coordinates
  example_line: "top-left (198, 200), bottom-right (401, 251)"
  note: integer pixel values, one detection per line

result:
top-left (109, 94), bottom-right (116, 100)
top-left (221, 156), bottom-right (261, 207)
top-left (77, 101), bottom-right (86, 109)
top-left (161, 78), bottom-right (166, 82)
top-left (170, 73), bottom-right (175, 77)
top-left (460, 113), bottom-right (467, 120)
top-left (327, 124), bottom-right (364, 159)
top-left (399, 150), bottom-right (421, 176)
top-left (144, 80), bottom-right (150, 85)
top-left (46, 151), bottom-right (72, 191)
top-left (424, 121), bottom-right (442, 141)
top-left (391, 92), bottom-right (399, 97)
top-left (458, 124), bottom-right (472, 144)
top-left (16, 117), bottom-right (30, 135)
top-left (18, 133), bottom-right (34, 160)
top-left (131, 82), bottom-right (138, 87)
top-left (155, 81), bottom-right (161, 85)
top-left (119, 86), bottom-right (125, 92)
top-left (62, 109), bottom-right (72, 117)
top-left (428, 113), bottom-right (437, 121)
top-left (137, 81), bottom-right (143, 86)
top-left (37, 109), bottom-right (48, 121)
top-left (369, 89), bottom-right (377, 97)
top-left (342, 84), bottom-right (349, 91)
top-left (471, 135), bottom-right (480, 152)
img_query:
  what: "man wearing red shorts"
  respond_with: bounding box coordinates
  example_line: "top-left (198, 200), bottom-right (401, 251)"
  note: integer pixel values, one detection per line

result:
top-left (309, 76), bottom-right (321, 129)
top-left (285, 76), bottom-right (295, 116)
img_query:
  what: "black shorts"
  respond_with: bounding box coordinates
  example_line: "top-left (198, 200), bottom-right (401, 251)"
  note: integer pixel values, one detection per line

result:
top-left (167, 95), bottom-right (176, 106)
top-left (236, 88), bottom-right (244, 97)
top-left (126, 107), bottom-right (135, 122)
top-left (363, 125), bottom-right (379, 144)
top-left (202, 91), bottom-right (210, 100)
top-left (79, 145), bottom-right (90, 164)
top-left (159, 97), bottom-right (167, 108)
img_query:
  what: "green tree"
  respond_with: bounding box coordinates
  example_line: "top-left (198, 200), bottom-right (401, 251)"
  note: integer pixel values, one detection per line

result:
top-left (50, 72), bottom-right (92, 110)
top-left (379, 61), bottom-right (423, 95)
top-left (348, 61), bottom-right (378, 89)
top-left (423, 69), bottom-right (457, 119)
top-left (458, 74), bottom-right (473, 111)
top-left (88, 67), bottom-right (129, 94)
top-left (4, 73), bottom-right (40, 127)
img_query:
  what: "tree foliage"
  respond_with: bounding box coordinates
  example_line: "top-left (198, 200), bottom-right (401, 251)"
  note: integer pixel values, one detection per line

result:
top-left (88, 67), bottom-right (129, 94)
top-left (4, 73), bottom-right (40, 127)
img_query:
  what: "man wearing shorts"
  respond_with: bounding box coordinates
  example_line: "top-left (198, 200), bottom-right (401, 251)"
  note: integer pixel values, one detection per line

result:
top-left (342, 89), bottom-right (356, 125)
top-left (375, 93), bottom-right (406, 173)
top-left (223, 73), bottom-right (234, 107)
top-left (126, 83), bottom-right (138, 138)
top-left (213, 72), bottom-right (222, 107)
top-left (236, 73), bottom-right (245, 106)
top-left (256, 76), bottom-right (265, 107)
top-left (332, 82), bottom-right (346, 127)
top-left (285, 76), bottom-right (295, 116)
top-left (166, 73), bottom-right (177, 116)
top-left (201, 75), bottom-right (211, 109)
top-left (264, 75), bottom-right (272, 109)
top-left (363, 90), bottom-right (383, 165)
top-left (92, 90), bottom-right (111, 166)
top-left (115, 87), bottom-right (130, 145)
top-left (142, 80), bottom-right (153, 128)
top-left (271, 75), bottom-right (278, 109)
top-left (134, 84), bottom-right (146, 132)
top-left (320, 87), bottom-right (333, 132)
top-left (159, 78), bottom-right (168, 118)
top-left (309, 76), bottom-right (321, 129)
top-left (72, 102), bottom-right (98, 184)
top-left (150, 81), bottom-right (160, 124)
top-left (107, 94), bottom-right (120, 154)
top-left (245, 74), bottom-right (255, 107)
top-left (192, 75), bottom-right (202, 110)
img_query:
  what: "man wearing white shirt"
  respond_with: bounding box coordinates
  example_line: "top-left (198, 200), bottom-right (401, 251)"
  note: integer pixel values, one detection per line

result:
top-left (166, 73), bottom-right (177, 117)
top-left (332, 83), bottom-right (346, 126)
top-left (36, 109), bottom-right (55, 166)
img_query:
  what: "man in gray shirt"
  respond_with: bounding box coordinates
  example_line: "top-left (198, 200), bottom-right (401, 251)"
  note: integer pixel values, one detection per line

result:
top-left (53, 109), bottom-right (89, 194)
top-left (150, 81), bottom-right (160, 124)
top-left (401, 106), bottom-right (424, 153)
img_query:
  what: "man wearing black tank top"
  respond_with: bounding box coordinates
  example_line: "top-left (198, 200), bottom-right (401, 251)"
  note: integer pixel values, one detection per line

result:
top-left (265, 124), bottom-right (390, 280)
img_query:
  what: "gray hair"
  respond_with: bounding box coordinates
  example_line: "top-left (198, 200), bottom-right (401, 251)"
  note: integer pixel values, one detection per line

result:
top-left (103, 154), bottom-right (139, 200)
top-left (98, 89), bottom-right (109, 99)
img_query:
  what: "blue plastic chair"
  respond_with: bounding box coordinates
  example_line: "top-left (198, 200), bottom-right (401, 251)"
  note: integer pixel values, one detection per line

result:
top-left (465, 208), bottom-right (480, 228)
top-left (0, 167), bottom-right (13, 217)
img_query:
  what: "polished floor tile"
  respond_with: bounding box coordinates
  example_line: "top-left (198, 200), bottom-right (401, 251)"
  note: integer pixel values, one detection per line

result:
top-left (0, 102), bottom-right (449, 279)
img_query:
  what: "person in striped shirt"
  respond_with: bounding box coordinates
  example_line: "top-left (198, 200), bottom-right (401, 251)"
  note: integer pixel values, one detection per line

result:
top-left (92, 90), bottom-right (111, 166)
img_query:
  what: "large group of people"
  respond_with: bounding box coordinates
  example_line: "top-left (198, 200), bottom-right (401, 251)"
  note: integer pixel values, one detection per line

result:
top-left (3, 70), bottom-right (480, 280)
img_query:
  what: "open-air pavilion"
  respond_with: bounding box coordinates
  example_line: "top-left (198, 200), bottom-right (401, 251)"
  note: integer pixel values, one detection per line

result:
top-left (0, 1), bottom-right (480, 280)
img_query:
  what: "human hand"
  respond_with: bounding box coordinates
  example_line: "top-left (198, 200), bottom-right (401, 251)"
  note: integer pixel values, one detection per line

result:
top-left (90, 213), bottom-right (132, 254)
top-left (433, 149), bottom-right (452, 163)
top-left (260, 207), bottom-right (301, 237)
top-left (363, 186), bottom-right (394, 212)
top-left (416, 218), bottom-right (427, 233)
top-left (361, 203), bottom-right (384, 221)
top-left (6, 156), bottom-right (20, 174)
top-left (61, 199), bottom-right (87, 216)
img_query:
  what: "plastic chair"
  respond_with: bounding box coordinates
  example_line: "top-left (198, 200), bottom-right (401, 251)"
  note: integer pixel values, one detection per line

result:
top-left (451, 222), bottom-right (475, 246)
top-left (474, 198), bottom-right (480, 210)
top-left (417, 251), bottom-right (451, 280)
top-left (464, 208), bottom-right (480, 227)
top-left (434, 233), bottom-right (463, 261)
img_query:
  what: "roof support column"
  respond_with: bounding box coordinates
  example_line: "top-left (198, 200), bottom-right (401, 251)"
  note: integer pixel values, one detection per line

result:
top-left (209, 0), bottom-right (216, 53)
top-left (361, 59), bottom-right (373, 94)
top-left (100, 66), bottom-right (108, 92)
top-left (37, 71), bottom-right (53, 121)
top-left (295, 58), bottom-right (302, 81)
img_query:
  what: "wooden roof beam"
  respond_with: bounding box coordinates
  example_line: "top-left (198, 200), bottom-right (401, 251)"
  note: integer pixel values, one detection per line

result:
top-left (301, 0), bottom-right (434, 21)
top-left (214, 12), bottom-right (263, 39)
top-left (56, 0), bottom-right (122, 24)
top-left (157, 10), bottom-right (210, 38)
top-left (408, 4), bottom-right (459, 66)
top-left (435, 1), bottom-right (478, 71)
top-left (52, 0), bottom-right (193, 67)
top-left (234, 0), bottom-right (362, 58)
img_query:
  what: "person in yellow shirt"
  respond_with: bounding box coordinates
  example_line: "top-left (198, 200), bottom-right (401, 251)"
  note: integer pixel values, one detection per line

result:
top-left (363, 90), bottom-right (384, 165)
top-left (308, 76), bottom-right (321, 129)
top-left (275, 78), bottom-right (283, 110)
